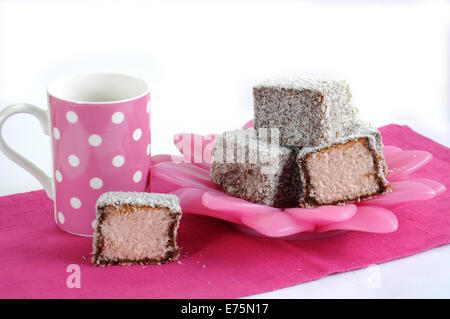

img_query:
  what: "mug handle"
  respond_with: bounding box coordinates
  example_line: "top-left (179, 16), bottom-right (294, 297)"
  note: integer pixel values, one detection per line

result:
top-left (0, 103), bottom-right (55, 200)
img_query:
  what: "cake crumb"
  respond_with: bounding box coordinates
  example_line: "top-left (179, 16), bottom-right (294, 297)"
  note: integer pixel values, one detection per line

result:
top-left (177, 260), bottom-right (183, 264)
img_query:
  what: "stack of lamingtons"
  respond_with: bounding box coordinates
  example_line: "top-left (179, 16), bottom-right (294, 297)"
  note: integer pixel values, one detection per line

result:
top-left (210, 78), bottom-right (392, 208)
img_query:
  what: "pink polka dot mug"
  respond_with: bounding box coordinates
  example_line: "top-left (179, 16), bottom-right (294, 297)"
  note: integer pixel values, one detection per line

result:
top-left (0, 73), bottom-right (151, 236)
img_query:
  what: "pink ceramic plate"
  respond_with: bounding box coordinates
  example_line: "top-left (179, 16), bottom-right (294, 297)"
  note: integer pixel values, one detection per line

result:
top-left (150, 120), bottom-right (446, 239)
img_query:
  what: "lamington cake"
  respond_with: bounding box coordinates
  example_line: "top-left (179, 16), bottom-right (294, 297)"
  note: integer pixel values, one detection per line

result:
top-left (296, 130), bottom-right (391, 208)
top-left (92, 192), bottom-right (182, 266)
top-left (253, 78), bottom-right (358, 147)
top-left (210, 127), bottom-right (301, 208)
top-left (210, 121), bottom-right (390, 208)
top-left (211, 77), bottom-right (391, 209)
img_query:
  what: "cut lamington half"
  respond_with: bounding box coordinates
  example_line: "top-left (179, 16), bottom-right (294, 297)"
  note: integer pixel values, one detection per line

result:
top-left (92, 192), bottom-right (182, 266)
top-left (297, 131), bottom-right (392, 208)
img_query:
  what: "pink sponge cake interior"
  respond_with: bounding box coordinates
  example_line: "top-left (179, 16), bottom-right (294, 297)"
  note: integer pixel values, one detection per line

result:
top-left (297, 133), bottom-right (391, 207)
top-left (92, 192), bottom-right (182, 266)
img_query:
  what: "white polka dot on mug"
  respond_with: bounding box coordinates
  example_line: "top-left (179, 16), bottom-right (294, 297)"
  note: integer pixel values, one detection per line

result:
top-left (66, 111), bottom-right (78, 123)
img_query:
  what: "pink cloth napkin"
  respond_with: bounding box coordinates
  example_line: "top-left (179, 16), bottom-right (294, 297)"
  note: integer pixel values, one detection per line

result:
top-left (0, 124), bottom-right (449, 299)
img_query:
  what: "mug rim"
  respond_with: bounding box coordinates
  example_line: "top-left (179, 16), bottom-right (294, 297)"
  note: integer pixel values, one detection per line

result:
top-left (47, 72), bottom-right (150, 105)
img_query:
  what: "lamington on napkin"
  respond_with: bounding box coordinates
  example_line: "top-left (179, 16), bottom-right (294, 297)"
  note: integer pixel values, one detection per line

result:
top-left (92, 192), bottom-right (182, 266)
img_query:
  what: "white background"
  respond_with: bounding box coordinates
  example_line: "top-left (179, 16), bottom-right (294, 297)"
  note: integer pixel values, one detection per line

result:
top-left (0, 0), bottom-right (449, 298)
